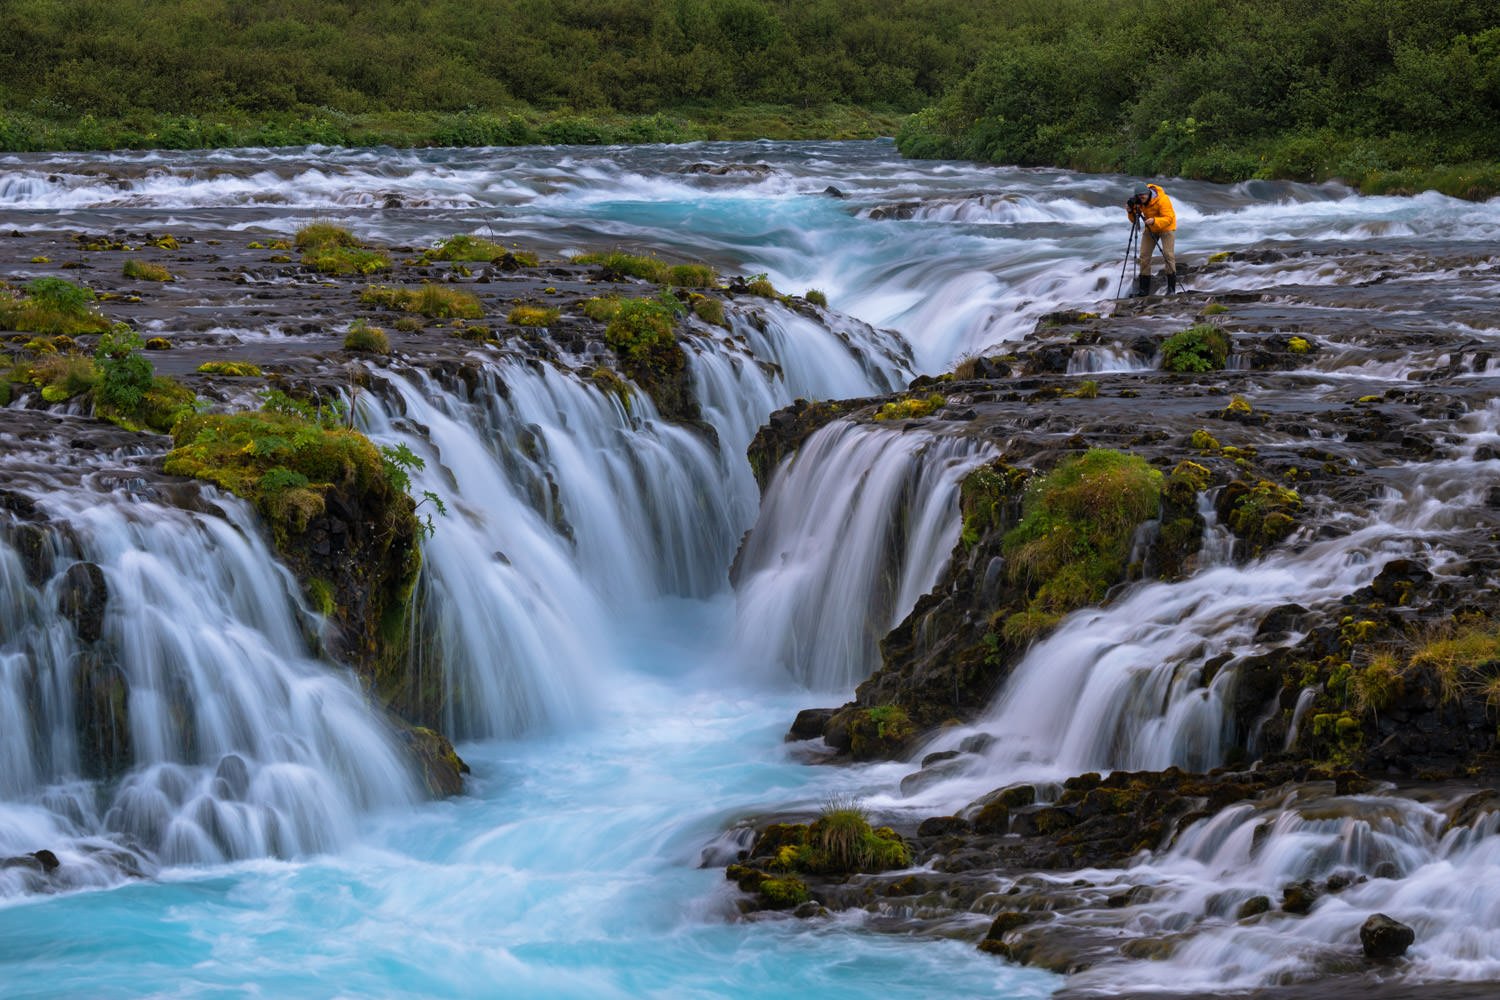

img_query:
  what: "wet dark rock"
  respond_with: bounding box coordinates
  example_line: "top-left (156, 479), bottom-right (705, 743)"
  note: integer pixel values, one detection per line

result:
top-left (1360, 913), bottom-right (1415, 959)
top-left (917, 815), bottom-right (971, 837)
top-left (680, 162), bottom-right (773, 177)
top-left (1255, 603), bottom-right (1308, 640)
top-left (822, 186), bottom-right (846, 198)
top-left (1237, 894), bottom-right (1273, 919)
top-left (56, 561), bottom-right (108, 642)
top-left (1369, 558), bottom-right (1432, 605)
top-left (1281, 879), bottom-right (1322, 914)
top-left (787, 708), bottom-right (837, 742)
top-left (1, 850), bottom-right (60, 874)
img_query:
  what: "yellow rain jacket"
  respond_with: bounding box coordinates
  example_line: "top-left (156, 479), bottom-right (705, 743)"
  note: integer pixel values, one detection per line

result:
top-left (1128, 183), bottom-right (1176, 233)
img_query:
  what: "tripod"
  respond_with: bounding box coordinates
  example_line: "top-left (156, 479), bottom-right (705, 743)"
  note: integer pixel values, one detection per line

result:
top-left (1116, 216), bottom-right (1141, 299)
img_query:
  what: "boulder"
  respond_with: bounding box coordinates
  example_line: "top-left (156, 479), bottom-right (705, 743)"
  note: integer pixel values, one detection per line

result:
top-left (786, 707), bottom-right (837, 742)
top-left (1360, 912), bottom-right (1415, 959)
top-left (56, 561), bottom-right (108, 642)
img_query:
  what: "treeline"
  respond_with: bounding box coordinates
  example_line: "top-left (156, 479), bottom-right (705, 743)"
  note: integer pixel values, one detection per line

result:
top-left (896, 0), bottom-right (1500, 197)
top-left (0, 0), bottom-right (1007, 150)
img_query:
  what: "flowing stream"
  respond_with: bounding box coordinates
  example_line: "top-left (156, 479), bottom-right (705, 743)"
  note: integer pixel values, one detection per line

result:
top-left (3, 140), bottom-right (1500, 996)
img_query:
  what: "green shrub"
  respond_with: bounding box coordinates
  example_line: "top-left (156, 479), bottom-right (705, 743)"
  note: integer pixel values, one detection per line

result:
top-left (94, 324), bottom-right (153, 411)
top-left (805, 289), bottom-right (828, 307)
top-left (1161, 324), bottom-right (1231, 373)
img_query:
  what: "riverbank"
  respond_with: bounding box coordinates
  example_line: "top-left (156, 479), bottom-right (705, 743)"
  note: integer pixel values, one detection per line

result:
top-left (0, 104), bottom-right (905, 154)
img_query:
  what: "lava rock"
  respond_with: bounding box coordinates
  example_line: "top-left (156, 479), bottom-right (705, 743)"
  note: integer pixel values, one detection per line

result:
top-left (1360, 912), bottom-right (1415, 959)
top-left (917, 815), bottom-right (972, 837)
top-left (787, 707), bottom-right (837, 742)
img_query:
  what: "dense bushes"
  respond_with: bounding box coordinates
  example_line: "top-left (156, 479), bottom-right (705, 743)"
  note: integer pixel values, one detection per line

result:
top-left (0, 0), bottom-right (1011, 150)
top-left (897, 0), bottom-right (1500, 195)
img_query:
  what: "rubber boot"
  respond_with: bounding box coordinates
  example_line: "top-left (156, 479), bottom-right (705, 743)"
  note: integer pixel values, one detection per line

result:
top-left (1166, 270), bottom-right (1177, 294)
top-left (1132, 274), bottom-right (1151, 298)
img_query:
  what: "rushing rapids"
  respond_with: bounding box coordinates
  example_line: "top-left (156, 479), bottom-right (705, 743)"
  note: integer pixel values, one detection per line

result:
top-left (2, 140), bottom-right (1500, 996)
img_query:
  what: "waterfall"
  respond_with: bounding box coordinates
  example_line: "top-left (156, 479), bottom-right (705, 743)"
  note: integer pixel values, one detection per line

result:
top-left (357, 360), bottom-right (744, 740)
top-left (899, 402), bottom-right (1499, 810)
top-left (0, 487), bottom-right (418, 897)
top-left (733, 422), bottom-right (994, 692)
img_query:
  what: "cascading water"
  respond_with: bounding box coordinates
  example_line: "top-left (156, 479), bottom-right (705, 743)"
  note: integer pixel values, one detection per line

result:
top-left (0, 478), bottom-right (418, 897)
top-left (3, 139), bottom-right (1500, 997)
top-left (733, 422), bottom-right (993, 691)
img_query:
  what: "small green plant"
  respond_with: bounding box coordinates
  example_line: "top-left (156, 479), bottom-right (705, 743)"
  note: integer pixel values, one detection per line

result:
top-left (1161, 324), bottom-right (1230, 372)
top-left (1204, 303), bottom-right (1229, 315)
top-left (604, 292), bottom-right (684, 360)
top-left (343, 319), bottom-right (390, 354)
top-left (507, 305), bottom-right (560, 327)
top-left (1190, 428), bottom-right (1221, 450)
top-left (1287, 336), bottom-right (1312, 353)
top-left (378, 442), bottom-right (447, 537)
top-left (94, 323), bottom-right (153, 411)
top-left (805, 289), bottom-right (828, 307)
top-left (1070, 379), bottom-right (1099, 399)
top-left (745, 274), bottom-right (778, 298)
top-left (122, 259), bottom-right (172, 281)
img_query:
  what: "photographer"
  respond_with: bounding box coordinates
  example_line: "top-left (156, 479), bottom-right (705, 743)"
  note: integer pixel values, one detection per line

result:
top-left (1125, 184), bottom-right (1177, 296)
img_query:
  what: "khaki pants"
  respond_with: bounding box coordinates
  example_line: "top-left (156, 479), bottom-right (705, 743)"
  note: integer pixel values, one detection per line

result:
top-left (1139, 228), bottom-right (1176, 276)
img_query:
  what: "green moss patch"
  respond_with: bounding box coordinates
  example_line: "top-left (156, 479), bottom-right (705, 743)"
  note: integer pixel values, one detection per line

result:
top-left (874, 393), bottom-right (944, 421)
top-left (1001, 449), bottom-right (1162, 636)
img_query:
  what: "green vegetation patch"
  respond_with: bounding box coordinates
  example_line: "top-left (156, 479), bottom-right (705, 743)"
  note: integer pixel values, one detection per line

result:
top-left (343, 319), bottom-right (390, 354)
top-left (507, 305), bottom-right (560, 327)
top-left (874, 393), bottom-right (945, 421)
top-left (0, 278), bottom-right (111, 336)
top-left (361, 284), bottom-right (483, 319)
top-left (303, 246), bottom-right (391, 276)
top-left (690, 295), bottom-right (727, 328)
top-left (424, 235), bottom-right (538, 267)
top-left (294, 223), bottom-right (357, 250)
top-left (1001, 449), bottom-right (1162, 641)
top-left (1222, 479), bottom-right (1301, 555)
top-left (197, 361), bottom-right (262, 377)
top-left (959, 461), bottom-right (1028, 549)
top-left (603, 293), bottom-right (683, 361)
top-left (166, 394), bottom-right (380, 538)
top-left (122, 259), bottom-right (172, 281)
top-left (1161, 324), bottom-right (1231, 373)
